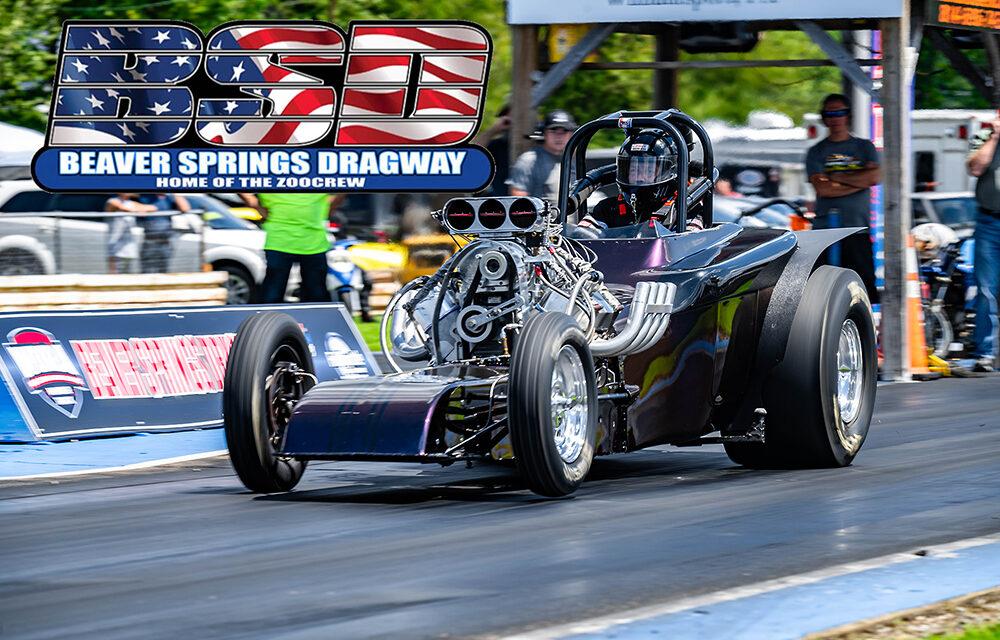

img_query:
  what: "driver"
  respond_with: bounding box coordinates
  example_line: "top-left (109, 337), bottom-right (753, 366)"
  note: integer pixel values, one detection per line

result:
top-left (579, 128), bottom-right (704, 233)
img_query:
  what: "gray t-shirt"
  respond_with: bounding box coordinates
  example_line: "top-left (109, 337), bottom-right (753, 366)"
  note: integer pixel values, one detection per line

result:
top-left (506, 147), bottom-right (568, 202)
top-left (805, 136), bottom-right (880, 228)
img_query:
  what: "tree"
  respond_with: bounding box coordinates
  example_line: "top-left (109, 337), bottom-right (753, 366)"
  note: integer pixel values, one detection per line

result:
top-left (0, 0), bottom-right (63, 130)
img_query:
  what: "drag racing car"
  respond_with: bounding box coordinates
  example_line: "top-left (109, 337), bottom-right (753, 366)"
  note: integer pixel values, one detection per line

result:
top-left (222, 110), bottom-right (877, 497)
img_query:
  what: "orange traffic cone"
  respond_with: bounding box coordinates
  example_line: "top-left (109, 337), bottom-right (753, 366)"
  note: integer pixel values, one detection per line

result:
top-left (906, 234), bottom-right (938, 381)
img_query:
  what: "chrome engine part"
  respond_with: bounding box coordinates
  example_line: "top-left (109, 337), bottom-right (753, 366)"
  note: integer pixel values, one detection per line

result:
top-left (380, 196), bottom-right (676, 372)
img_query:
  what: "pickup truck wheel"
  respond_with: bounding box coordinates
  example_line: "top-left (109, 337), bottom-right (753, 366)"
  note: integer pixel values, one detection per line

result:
top-left (218, 264), bottom-right (255, 305)
top-left (224, 312), bottom-right (314, 492)
top-left (509, 312), bottom-right (597, 497)
top-left (0, 249), bottom-right (44, 276)
top-left (726, 266), bottom-right (877, 468)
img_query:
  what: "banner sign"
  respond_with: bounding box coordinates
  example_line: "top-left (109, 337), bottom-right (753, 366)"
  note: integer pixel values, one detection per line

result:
top-left (508, 0), bottom-right (903, 24)
top-left (32, 20), bottom-right (495, 192)
top-left (928, 0), bottom-right (1000, 31)
top-left (0, 304), bottom-right (378, 442)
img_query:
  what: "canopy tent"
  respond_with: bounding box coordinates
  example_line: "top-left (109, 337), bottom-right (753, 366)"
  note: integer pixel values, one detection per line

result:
top-left (504, 0), bottom-right (999, 380)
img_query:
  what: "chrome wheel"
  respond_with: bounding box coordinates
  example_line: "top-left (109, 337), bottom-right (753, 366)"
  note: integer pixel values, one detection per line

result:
top-left (836, 318), bottom-right (864, 427)
top-left (550, 344), bottom-right (589, 464)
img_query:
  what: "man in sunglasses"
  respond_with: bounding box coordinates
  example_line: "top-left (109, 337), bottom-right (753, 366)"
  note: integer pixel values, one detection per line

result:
top-left (508, 109), bottom-right (577, 201)
top-left (806, 93), bottom-right (881, 304)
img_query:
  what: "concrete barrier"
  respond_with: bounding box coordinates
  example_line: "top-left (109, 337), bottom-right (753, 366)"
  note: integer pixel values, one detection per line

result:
top-left (0, 272), bottom-right (228, 311)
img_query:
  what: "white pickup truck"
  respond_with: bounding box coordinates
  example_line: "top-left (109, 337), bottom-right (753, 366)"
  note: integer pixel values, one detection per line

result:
top-left (0, 181), bottom-right (267, 304)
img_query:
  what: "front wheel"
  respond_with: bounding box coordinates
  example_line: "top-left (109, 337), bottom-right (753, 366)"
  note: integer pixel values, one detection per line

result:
top-left (726, 266), bottom-right (877, 468)
top-left (509, 312), bottom-right (598, 497)
top-left (223, 312), bottom-right (314, 492)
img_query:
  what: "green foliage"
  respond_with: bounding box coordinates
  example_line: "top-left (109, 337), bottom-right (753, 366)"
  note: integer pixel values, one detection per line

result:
top-left (540, 31), bottom-right (655, 137)
top-left (677, 30), bottom-right (841, 125)
top-left (915, 34), bottom-right (991, 109)
top-left (926, 622), bottom-right (1000, 640)
top-left (0, 0), bottom-right (63, 130)
top-left (0, 0), bottom-right (994, 137)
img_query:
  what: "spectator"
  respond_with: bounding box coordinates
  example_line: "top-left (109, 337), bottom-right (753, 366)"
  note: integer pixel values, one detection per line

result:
top-left (965, 115), bottom-right (1000, 372)
top-left (135, 193), bottom-right (189, 273)
top-left (715, 178), bottom-right (742, 197)
top-left (806, 93), bottom-right (881, 303)
top-left (507, 109), bottom-right (577, 201)
top-left (104, 194), bottom-right (143, 274)
top-left (474, 106), bottom-right (511, 196)
top-left (239, 192), bottom-right (331, 304)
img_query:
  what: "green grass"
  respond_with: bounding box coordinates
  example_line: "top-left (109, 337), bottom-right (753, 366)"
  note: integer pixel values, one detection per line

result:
top-left (927, 623), bottom-right (1000, 640)
top-left (353, 315), bottom-right (383, 353)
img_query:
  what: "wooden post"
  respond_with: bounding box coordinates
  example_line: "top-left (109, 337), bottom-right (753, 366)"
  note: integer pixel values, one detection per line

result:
top-left (984, 33), bottom-right (1000, 108)
top-left (653, 27), bottom-right (679, 108)
top-left (880, 9), bottom-right (912, 381)
top-left (510, 25), bottom-right (539, 170)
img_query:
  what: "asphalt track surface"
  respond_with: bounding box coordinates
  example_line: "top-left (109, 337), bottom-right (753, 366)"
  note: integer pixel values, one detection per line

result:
top-left (1, 377), bottom-right (998, 639)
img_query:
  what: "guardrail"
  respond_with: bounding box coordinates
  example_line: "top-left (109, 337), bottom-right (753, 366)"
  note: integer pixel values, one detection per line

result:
top-left (0, 272), bottom-right (228, 311)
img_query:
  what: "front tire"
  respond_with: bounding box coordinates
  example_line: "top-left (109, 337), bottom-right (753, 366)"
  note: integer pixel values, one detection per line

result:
top-left (223, 312), bottom-right (314, 492)
top-left (726, 266), bottom-right (877, 468)
top-left (509, 312), bottom-right (598, 497)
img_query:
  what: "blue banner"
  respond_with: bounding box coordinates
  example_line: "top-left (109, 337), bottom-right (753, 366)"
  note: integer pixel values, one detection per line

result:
top-left (32, 146), bottom-right (494, 193)
top-left (0, 304), bottom-right (377, 442)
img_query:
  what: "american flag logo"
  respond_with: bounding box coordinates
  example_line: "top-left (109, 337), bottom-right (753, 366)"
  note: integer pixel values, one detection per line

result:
top-left (49, 23), bottom-right (203, 146)
top-left (47, 20), bottom-right (492, 148)
top-left (419, 55), bottom-right (487, 84)
top-left (3, 328), bottom-right (88, 419)
top-left (414, 88), bottom-right (482, 117)
top-left (341, 89), bottom-right (407, 117)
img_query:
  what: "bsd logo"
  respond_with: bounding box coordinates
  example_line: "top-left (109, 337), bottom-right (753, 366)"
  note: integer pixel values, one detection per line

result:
top-left (49, 20), bottom-right (491, 148)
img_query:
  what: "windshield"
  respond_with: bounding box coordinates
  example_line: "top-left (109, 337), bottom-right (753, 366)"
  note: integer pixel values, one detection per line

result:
top-left (186, 195), bottom-right (256, 230)
top-left (930, 197), bottom-right (977, 227)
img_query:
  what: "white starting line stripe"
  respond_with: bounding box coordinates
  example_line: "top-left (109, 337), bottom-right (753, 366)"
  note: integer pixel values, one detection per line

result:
top-left (509, 533), bottom-right (1000, 640)
top-left (0, 450), bottom-right (227, 481)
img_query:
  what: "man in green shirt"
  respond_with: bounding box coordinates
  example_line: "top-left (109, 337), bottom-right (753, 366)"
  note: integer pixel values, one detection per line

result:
top-left (239, 192), bottom-right (331, 303)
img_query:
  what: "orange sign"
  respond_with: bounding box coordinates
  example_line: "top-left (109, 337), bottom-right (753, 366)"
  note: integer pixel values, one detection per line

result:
top-left (931, 0), bottom-right (1000, 30)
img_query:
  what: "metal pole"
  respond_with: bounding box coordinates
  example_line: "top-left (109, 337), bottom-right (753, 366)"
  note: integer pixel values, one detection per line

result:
top-left (880, 10), bottom-right (913, 381)
top-left (510, 25), bottom-right (539, 168)
top-left (653, 27), bottom-right (679, 109)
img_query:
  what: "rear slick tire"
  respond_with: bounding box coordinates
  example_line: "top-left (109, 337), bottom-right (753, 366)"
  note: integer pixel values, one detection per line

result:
top-left (725, 266), bottom-right (877, 468)
top-left (509, 312), bottom-right (598, 497)
top-left (223, 312), bottom-right (314, 493)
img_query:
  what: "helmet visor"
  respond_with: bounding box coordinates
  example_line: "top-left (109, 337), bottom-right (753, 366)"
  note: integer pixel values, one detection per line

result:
top-left (617, 155), bottom-right (676, 187)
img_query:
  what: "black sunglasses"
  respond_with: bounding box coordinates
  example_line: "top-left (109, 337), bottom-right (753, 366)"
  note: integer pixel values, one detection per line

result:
top-left (822, 109), bottom-right (850, 118)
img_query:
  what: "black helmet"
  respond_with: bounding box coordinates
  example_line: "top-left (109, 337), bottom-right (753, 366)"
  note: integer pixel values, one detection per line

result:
top-left (616, 129), bottom-right (680, 219)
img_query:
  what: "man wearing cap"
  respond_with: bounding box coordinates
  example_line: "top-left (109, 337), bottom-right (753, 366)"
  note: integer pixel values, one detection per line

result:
top-left (507, 109), bottom-right (577, 201)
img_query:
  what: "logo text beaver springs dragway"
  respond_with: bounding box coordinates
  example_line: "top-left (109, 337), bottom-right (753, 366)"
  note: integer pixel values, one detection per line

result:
top-left (32, 21), bottom-right (495, 193)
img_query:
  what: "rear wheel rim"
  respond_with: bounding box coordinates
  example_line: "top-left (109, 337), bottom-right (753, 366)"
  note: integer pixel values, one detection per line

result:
top-left (836, 318), bottom-right (865, 430)
top-left (551, 345), bottom-right (589, 464)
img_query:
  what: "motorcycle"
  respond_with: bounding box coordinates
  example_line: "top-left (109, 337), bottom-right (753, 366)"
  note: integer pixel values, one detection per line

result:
top-left (327, 239), bottom-right (374, 321)
top-left (919, 236), bottom-right (977, 358)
